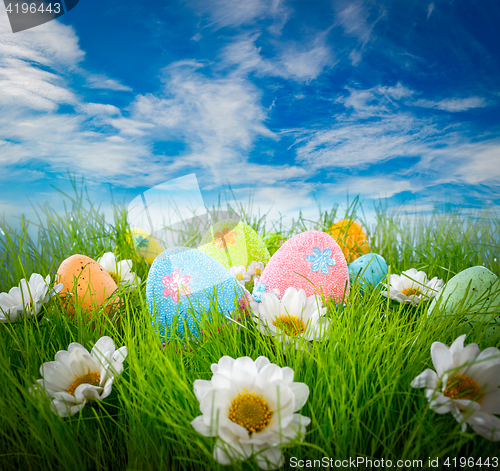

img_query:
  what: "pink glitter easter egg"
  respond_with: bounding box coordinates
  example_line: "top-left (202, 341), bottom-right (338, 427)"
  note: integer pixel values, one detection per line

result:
top-left (257, 230), bottom-right (350, 303)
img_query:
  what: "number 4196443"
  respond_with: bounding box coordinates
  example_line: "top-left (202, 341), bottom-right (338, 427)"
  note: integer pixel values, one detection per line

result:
top-left (5, 3), bottom-right (61, 14)
top-left (444, 457), bottom-right (498, 467)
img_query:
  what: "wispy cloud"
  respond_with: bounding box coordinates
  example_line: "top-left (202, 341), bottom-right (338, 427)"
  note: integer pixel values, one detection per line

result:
top-left (294, 114), bottom-right (433, 170)
top-left (293, 83), bottom-right (500, 191)
top-left (0, 58), bottom-right (76, 111)
top-left (336, 83), bottom-right (414, 118)
top-left (335, 0), bottom-right (374, 45)
top-left (333, 0), bottom-right (385, 64)
top-left (414, 96), bottom-right (488, 112)
top-left (427, 3), bottom-right (435, 19)
top-left (323, 176), bottom-right (424, 200)
top-left (85, 74), bottom-right (132, 91)
top-left (189, 0), bottom-right (288, 29)
top-left (130, 60), bottom-right (308, 187)
top-left (0, 15), bottom-right (159, 185)
top-left (0, 14), bottom-right (82, 111)
top-left (222, 32), bottom-right (334, 82)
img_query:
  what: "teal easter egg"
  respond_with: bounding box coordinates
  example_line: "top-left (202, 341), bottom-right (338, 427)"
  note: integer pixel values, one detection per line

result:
top-left (198, 219), bottom-right (270, 269)
top-left (348, 253), bottom-right (388, 293)
top-left (146, 247), bottom-right (244, 338)
top-left (427, 266), bottom-right (500, 338)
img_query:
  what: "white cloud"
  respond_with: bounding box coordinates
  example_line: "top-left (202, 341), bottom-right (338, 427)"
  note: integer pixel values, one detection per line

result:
top-left (85, 74), bottom-right (132, 91)
top-left (337, 83), bottom-right (414, 117)
top-left (295, 113), bottom-right (434, 169)
top-left (0, 14), bottom-right (82, 111)
top-left (108, 117), bottom-right (155, 136)
top-left (430, 140), bottom-right (500, 185)
top-left (323, 176), bottom-right (423, 200)
top-left (0, 14), bottom-right (165, 186)
top-left (293, 84), bottom-right (500, 189)
top-left (79, 103), bottom-right (121, 116)
top-left (427, 2), bottom-right (435, 19)
top-left (335, 1), bottom-right (374, 46)
top-left (131, 61), bottom-right (278, 178)
top-left (333, 0), bottom-right (385, 64)
top-left (0, 57), bottom-right (76, 110)
top-left (222, 33), bottom-right (333, 82)
top-left (224, 183), bottom-right (320, 230)
top-left (0, 14), bottom-right (84, 68)
top-left (189, 0), bottom-right (287, 29)
top-left (279, 39), bottom-right (334, 82)
top-left (414, 96), bottom-right (488, 112)
top-left (0, 108), bottom-right (155, 180)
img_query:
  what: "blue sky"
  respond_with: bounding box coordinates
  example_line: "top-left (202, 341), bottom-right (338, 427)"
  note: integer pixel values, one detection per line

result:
top-left (1, 0), bottom-right (499, 234)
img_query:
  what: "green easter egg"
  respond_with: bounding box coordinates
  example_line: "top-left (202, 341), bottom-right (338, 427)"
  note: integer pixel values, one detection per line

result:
top-left (198, 219), bottom-right (270, 269)
top-left (428, 266), bottom-right (500, 339)
top-left (263, 232), bottom-right (285, 256)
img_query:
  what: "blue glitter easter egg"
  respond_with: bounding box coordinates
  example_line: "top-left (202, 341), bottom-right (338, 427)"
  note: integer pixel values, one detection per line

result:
top-left (348, 253), bottom-right (388, 293)
top-left (146, 247), bottom-right (244, 338)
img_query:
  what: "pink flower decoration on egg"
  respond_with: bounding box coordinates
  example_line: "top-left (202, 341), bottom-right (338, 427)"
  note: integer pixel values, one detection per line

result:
top-left (162, 269), bottom-right (192, 302)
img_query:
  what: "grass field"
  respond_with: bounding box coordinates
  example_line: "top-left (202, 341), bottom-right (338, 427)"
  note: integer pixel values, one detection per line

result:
top-left (1, 182), bottom-right (499, 471)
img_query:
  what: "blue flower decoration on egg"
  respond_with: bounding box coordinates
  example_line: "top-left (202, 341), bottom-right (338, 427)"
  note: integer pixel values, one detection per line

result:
top-left (306, 247), bottom-right (336, 275)
top-left (253, 281), bottom-right (267, 302)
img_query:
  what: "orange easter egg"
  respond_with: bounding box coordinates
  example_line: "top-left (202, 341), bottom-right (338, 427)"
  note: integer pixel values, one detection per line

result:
top-left (329, 219), bottom-right (369, 263)
top-left (56, 254), bottom-right (120, 315)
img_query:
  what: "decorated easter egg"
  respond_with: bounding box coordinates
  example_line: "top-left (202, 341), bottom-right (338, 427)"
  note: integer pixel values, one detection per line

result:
top-left (329, 219), bottom-right (369, 263)
top-left (263, 232), bottom-right (286, 255)
top-left (255, 230), bottom-right (350, 303)
top-left (348, 253), bottom-right (388, 293)
top-left (146, 247), bottom-right (244, 338)
top-left (197, 219), bottom-right (270, 270)
top-left (114, 229), bottom-right (141, 264)
top-left (130, 227), bottom-right (165, 264)
top-left (56, 254), bottom-right (120, 315)
top-left (428, 266), bottom-right (500, 338)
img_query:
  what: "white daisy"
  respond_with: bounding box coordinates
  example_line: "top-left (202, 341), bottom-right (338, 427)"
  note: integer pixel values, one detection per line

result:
top-left (97, 252), bottom-right (141, 290)
top-left (411, 334), bottom-right (500, 440)
top-left (191, 356), bottom-right (310, 470)
top-left (229, 265), bottom-right (251, 287)
top-left (0, 274), bottom-right (63, 323)
top-left (30, 336), bottom-right (128, 417)
top-left (250, 287), bottom-right (330, 345)
top-left (247, 261), bottom-right (265, 278)
top-left (382, 268), bottom-right (443, 306)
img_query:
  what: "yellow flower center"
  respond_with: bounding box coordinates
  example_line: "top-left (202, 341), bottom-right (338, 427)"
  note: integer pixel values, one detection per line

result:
top-left (108, 271), bottom-right (119, 285)
top-left (401, 287), bottom-right (422, 297)
top-left (272, 315), bottom-right (306, 337)
top-left (444, 374), bottom-right (483, 402)
top-left (235, 274), bottom-right (243, 280)
top-left (254, 268), bottom-right (261, 276)
top-left (228, 391), bottom-right (272, 435)
top-left (67, 371), bottom-right (101, 396)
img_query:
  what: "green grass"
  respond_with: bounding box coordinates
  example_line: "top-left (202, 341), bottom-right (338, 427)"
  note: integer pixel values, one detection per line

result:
top-left (1, 181), bottom-right (500, 471)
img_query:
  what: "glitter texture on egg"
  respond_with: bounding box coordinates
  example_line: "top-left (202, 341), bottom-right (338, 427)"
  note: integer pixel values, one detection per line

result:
top-left (329, 219), bottom-right (370, 264)
top-left (197, 219), bottom-right (270, 269)
top-left (257, 230), bottom-right (350, 303)
top-left (146, 247), bottom-right (244, 338)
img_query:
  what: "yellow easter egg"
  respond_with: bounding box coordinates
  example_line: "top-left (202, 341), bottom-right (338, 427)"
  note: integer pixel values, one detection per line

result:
top-left (329, 219), bottom-right (369, 263)
top-left (114, 229), bottom-right (141, 265)
top-left (130, 227), bottom-right (164, 264)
